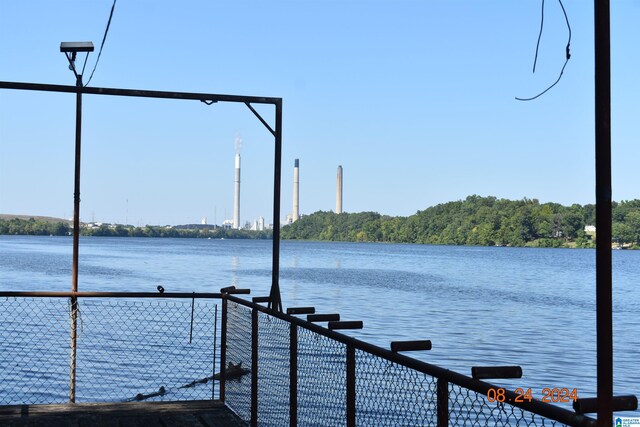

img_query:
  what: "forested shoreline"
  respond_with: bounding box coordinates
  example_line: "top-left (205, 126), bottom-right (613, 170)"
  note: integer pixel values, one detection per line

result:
top-left (281, 196), bottom-right (640, 248)
top-left (0, 219), bottom-right (271, 240)
top-left (2, 196), bottom-right (640, 248)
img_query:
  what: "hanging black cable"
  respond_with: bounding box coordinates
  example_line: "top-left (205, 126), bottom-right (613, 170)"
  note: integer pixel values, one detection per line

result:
top-left (532, 0), bottom-right (545, 73)
top-left (85, 0), bottom-right (117, 86)
top-left (516, 0), bottom-right (571, 101)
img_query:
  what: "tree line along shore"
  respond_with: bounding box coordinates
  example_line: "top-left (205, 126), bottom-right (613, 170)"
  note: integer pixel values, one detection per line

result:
top-left (2, 196), bottom-right (640, 248)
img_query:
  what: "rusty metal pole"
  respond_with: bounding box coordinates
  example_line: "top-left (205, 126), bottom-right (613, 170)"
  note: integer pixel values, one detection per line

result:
top-left (269, 100), bottom-right (283, 312)
top-left (251, 308), bottom-right (258, 427)
top-left (594, 0), bottom-right (613, 425)
top-left (69, 73), bottom-right (83, 403)
top-left (289, 323), bottom-right (298, 427)
top-left (346, 344), bottom-right (356, 427)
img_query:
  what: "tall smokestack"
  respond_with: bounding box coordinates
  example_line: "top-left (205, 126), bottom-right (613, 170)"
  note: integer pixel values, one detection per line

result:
top-left (336, 165), bottom-right (343, 214)
top-left (292, 159), bottom-right (300, 222)
top-left (233, 153), bottom-right (241, 229)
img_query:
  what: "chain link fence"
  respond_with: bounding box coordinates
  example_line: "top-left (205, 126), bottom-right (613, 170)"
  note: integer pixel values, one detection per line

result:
top-left (0, 296), bottom-right (218, 405)
top-left (224, 298), bottom-right (595, 427)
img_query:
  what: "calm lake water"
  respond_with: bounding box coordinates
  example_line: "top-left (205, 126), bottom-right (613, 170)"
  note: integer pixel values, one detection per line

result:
top-left (0, 235), bottom-right (638, 416)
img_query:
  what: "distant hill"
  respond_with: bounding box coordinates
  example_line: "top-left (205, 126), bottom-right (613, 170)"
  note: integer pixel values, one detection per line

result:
top-left (281, 195), bottom-right (640, 248)
top-left (0, 214), bottom-right (72, 224)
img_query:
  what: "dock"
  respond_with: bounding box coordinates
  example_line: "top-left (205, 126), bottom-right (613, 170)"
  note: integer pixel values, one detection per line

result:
top-left (0, 400), bottom-right (246, 427)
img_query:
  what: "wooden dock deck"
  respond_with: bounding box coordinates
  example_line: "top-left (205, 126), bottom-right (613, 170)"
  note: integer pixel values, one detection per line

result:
top-left (0, 400), bottom-right (246, 427)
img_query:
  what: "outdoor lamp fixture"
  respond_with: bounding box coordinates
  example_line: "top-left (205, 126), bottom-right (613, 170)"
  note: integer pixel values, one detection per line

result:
top-left (60, 41), bottom-right (94, 81)
top-left (60, 40), bottom-right (94, 403)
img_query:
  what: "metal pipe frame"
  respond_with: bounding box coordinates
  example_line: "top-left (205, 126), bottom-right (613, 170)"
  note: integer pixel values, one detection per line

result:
top-left (226, 294), bottom-right (596, 427)
top-left (0, 291), bottom-right (221, 298)
top-left (0, 80), bottom-right (284, 312)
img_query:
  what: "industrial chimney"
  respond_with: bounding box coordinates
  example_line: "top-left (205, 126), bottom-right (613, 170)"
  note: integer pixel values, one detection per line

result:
top-left (292, 159), bottom-right (300, 222)
top-left (233, 153), bottom-right (241, 229)
top-left (336, 165), bottom-right (343, 214)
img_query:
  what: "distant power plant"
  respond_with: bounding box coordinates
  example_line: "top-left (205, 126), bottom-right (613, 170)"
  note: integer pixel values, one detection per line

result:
top-left (336, 165), bottom-right (343, 214)
top-left (233, 153), bottom-right (241, 229)
top-left (292, 159), bottom-right (300, 222)
top-left (228, 152), bottom-right (343, 226)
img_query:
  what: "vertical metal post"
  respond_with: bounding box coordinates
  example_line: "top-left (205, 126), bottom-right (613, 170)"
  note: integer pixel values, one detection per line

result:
top-left (290, 323), bottom-right (298, 427)
top-left (69, 73), bottom-right (83, 404)
top-left (269, 100), bottom-right (283, 312)
top-left (220, 296), bottom-right (228, 402)
top-left (189, 293), bottom-right (195, 344)
top-left (346, 345), bottom-right (356, 427)
top-left (594, 1), bottom-right (613, 425)
top-left (437, 378), bottom-right (449, 427)
top-left (251, 308), bottom-right (259, 427)
top-left (212, 304), bottom-right (218, 400)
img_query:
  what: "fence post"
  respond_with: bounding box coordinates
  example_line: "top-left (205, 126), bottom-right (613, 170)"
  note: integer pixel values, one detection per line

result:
top-left (290, 323), bottom-right (298, 427)
top-left (437, 378), bottom-right (449, 427)
top-left (251, 307), bottom-right (258, 427)
top-left (346, 344), bottom-right (356, 427)
top-left (220, 295), bottom-right (227, 403)
top-left (212, 304), bottom-right (218, 400)
top-left (69, 296), bottom-right (78, 403)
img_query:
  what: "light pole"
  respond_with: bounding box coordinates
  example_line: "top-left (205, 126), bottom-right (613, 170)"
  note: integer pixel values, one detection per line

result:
top-left (60, 41), bottom-right (94, 404)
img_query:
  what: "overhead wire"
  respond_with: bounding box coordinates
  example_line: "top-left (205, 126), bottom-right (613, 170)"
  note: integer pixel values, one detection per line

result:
top-left (84, 0), bottom-right (117, 87)
top-left (516, 0), bottom-right (571, 101)
top-left (532, 0), bottom-right (545, 73)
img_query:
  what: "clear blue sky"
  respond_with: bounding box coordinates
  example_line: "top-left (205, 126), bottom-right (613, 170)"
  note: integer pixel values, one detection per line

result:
top-left (1, 1), bottom-right (639, 226)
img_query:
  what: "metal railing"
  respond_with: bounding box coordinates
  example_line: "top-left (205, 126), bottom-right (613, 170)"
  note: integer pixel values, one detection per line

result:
top-left (0, 292), bottom-right (219, 404)
top-left (221, 293), bottom-right (598, 427)
top-left (0, 290), bottom-right (622, 425)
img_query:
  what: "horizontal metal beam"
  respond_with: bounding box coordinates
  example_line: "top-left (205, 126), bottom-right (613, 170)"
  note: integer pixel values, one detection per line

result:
top-left (0, 81), bottom-right (281, 105)
top-left (0, 291), bottom-right (221, 299)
